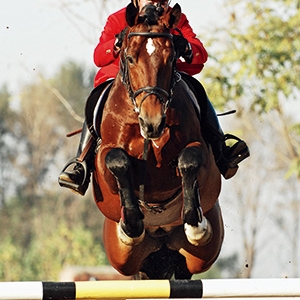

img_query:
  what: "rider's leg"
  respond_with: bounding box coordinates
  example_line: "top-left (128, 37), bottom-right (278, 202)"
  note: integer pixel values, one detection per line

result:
top-left (203, 100), bottom-right (249, 179)
top-left (58, 80), bottom-right (113, 195)
top-left (58, 122), bottom-right (96, 196)
top-left (180, 73), bottom-right (249, 179)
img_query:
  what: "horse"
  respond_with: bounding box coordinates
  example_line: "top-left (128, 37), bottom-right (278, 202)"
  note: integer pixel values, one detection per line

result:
top-left (91, 4), bottom-right (224, 279)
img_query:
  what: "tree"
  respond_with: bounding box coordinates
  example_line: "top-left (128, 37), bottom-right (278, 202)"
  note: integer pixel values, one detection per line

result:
top-left (201, 0), bottom-right (300, 277)
top-left (50, 61), bottom-right (93, 122)
top-left (203, 0), bottom-right (300, 176)
top-left (0, 62), bottom-right (106, 281)
top-left (0, 85), bottom-right (19, 206)
top-left (14, 83), bottom-right (61, 199)
top-left (58, 0), bottom-right (128, 44)
top-left (0, 193), bottom-right (106, 281)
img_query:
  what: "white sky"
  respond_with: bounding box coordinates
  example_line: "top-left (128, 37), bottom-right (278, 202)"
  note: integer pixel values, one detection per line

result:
top-left (0, 0), bottom-right (224, 94)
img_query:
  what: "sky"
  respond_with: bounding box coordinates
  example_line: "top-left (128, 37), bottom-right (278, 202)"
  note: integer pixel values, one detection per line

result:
top-left (0, 0), bottom-right (224, 94)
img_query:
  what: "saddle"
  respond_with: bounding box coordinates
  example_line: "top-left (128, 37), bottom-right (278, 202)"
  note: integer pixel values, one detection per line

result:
top-left (179, 72), bottom-right (208, 122)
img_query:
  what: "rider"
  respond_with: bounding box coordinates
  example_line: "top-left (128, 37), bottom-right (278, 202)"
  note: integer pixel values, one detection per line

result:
top-left (58, 0), bottom-right (249, 196)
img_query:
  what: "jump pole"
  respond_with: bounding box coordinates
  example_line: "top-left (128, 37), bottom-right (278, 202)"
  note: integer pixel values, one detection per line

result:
top-left (0, 278), bottom-right (300, 300)
top-left (0, 280), bottom-right (198, 300)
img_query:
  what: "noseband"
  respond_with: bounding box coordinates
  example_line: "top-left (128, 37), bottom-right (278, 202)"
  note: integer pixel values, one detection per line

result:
top-left (120, 31), bottom-right (180, 114)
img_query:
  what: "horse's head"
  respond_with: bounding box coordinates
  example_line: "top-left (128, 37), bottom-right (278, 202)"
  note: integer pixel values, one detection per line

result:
top-left (120, 4), bottom-right (181, 140)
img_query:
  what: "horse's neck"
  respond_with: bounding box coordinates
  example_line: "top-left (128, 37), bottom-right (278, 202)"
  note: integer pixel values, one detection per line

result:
top-left (110, 77), bottom-right (135, 112)
top-left (165, 80), bottom-right (203, 145)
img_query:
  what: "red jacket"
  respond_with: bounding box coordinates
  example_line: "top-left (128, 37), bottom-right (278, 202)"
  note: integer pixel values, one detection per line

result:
top-left (94, 6), bottom-right (208, 87)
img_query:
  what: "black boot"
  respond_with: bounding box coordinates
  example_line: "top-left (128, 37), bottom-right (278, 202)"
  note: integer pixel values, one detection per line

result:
top-left (58, 122), bottom-right (96, 195)
top-left (203, 100), bottom-right (250, 179)
top-left (179, 73), bottom-right (249, 179)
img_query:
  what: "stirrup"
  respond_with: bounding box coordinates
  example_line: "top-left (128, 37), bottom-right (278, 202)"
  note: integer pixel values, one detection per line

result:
top-left (218, 134), bottom-right (250, 179)
top-left (58, 159), bottom-right (90, 196)
top-left (224, 134), bottom-right (250, 167)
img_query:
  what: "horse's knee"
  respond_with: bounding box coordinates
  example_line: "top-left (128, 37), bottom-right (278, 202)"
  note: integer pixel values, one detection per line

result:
top-left (178, 146), bottom-right (204, 176)
top-left (105, 148), bottom-right (144, 241)
top-left (105, 148), bottom-right (131, 177)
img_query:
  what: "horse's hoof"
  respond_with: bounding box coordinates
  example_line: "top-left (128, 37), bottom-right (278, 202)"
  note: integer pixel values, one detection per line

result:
top-left (132, 271), bottom-right (149, 280)
top-left (184, 217), bottom-right (212, 246)
top-left (117, 220), bottom-right (145, 246)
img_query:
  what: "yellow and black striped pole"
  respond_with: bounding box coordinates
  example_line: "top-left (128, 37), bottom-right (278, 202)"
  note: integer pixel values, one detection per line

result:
top-left (1, 278), bottom-right (300, 299)
top-left (0, 279), bottom-right (203, 300)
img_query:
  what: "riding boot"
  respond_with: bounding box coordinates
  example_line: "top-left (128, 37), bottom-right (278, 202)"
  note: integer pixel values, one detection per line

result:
top-left (203, 100), bottom-right (250, 179)
top-left (58, 122), bottom-right (96, 195)
top-left (179, 72), bottom-right (249, 179)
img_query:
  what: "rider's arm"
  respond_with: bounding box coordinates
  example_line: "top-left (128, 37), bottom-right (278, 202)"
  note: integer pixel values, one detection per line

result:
top-left (94, 8), bottom-right (127, 68)
top-left (173, 12), bottom-right (208, 75)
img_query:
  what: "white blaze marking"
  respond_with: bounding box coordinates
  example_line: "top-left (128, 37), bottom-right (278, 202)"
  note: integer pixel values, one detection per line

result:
top-left (146, 38), bottom-right (155, 55)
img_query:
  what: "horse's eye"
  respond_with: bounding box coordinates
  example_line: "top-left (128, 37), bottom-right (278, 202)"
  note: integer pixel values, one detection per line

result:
top-left (126, 56), bottom-right (134, 65)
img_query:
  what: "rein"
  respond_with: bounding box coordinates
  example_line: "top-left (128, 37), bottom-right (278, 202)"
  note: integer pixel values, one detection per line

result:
top-left (139, 138), bottom-right (149, 204)
top-left (120, 31), bottom-right (178, 114)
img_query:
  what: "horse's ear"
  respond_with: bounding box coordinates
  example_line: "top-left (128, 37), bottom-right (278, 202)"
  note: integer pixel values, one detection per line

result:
top-left (126, 3), bottom-right (139, 27)
top-left (164, 3), bottom-right (181, 29)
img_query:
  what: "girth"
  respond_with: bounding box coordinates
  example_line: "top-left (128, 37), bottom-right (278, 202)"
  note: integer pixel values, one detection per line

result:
top-left (139, 188), bottom-right (183, 227)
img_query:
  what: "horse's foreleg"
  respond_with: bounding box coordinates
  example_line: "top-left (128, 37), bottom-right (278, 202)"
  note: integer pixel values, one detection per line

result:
top-left (178, 146), bottom-right (212, 246)
top-left (105, 148), bottom-right (145, 245)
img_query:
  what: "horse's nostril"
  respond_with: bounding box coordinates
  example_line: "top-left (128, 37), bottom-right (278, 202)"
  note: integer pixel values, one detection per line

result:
top-left (139, 117), bottom-right (153, 133)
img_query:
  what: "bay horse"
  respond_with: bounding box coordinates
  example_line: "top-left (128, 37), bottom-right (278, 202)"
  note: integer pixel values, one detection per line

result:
top-left (92, 4), bottom-right (224, 279)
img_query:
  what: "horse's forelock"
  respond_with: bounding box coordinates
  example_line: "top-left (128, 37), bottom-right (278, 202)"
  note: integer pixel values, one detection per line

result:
top-left (137, 5), bottom-right (181, 31)
top-left (137, 4), bottom-right (161, 26)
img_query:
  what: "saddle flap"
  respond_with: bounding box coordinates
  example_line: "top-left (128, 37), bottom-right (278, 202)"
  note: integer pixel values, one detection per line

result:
top-left (179, 78), bottom-right (201, 121)
top-left (93, 82), bottom-right (113, 138)
top-left (85, 80), bottom-right (113, 139)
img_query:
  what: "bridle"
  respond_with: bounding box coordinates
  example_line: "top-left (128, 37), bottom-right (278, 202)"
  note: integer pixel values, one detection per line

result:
top-left (120, 30), bottom-right (181, 203)
top-left (120, 31), bottom-right (180, 114)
